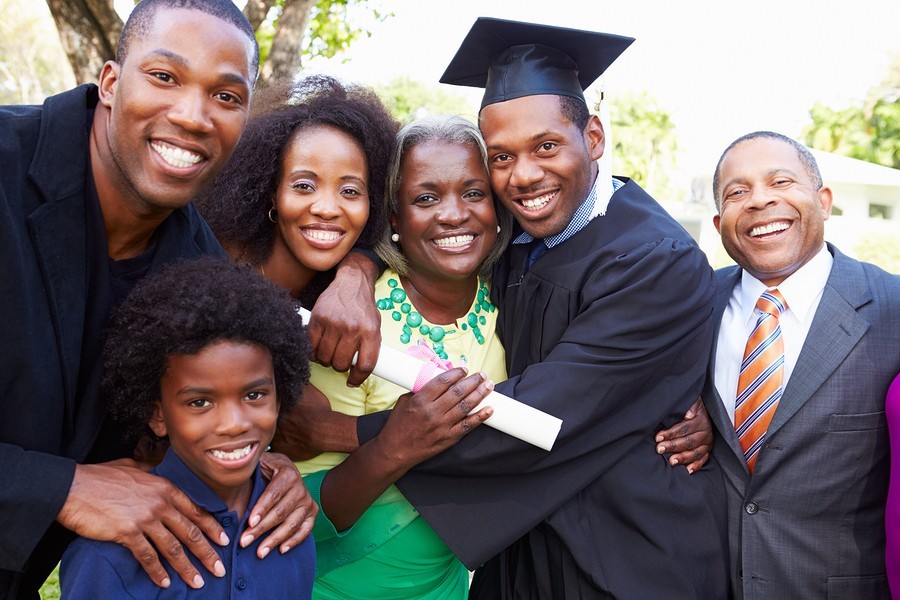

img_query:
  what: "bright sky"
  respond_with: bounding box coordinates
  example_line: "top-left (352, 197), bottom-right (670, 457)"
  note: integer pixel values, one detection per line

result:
top-left (107, 0), bottom-right (899, 176)
top-left (303, 0), bottom-right (899, 175)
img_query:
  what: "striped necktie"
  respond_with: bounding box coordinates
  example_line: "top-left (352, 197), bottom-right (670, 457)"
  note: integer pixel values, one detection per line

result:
top-left (734, 289), bottom-right (788, 473)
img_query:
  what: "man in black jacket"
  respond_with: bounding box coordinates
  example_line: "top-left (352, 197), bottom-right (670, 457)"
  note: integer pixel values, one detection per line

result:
top-left (0, 1), bottom-right (314, 597)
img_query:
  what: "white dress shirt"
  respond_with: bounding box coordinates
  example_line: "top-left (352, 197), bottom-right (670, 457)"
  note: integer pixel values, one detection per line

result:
top-left (714, 244), bottom-right (833, 423)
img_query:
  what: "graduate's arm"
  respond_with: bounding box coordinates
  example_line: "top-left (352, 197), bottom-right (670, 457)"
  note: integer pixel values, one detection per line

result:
top-left (270, 383), bottom-right (360, 460)
top-left (360, 238), bottom-right (716, 478)
top-left (308, 250), bottom-right (385, 386)
top-left (319, 369), bottom-right (493, 531)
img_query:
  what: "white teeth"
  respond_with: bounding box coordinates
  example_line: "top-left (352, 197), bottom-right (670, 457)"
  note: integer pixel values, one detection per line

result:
top-left (521, 192), bottom-right (553, 210)
top-left (151, 142), bottom-right (202, 168)
top-left (434, 235), bottom-right (474, 248)
top-left (750, 222), bottom-right (789, 237)
top-left (305, 230), bottom-right (340, 241)
top-left (211, 444), bottom-right (252, 461)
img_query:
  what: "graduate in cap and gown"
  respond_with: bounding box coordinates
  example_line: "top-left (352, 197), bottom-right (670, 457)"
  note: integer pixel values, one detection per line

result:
top-left (313, 17), bottom-right (731, 599)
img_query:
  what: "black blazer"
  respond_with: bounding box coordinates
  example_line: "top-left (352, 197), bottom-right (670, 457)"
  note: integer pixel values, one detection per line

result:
top-left (0, 85), bottom-right (224, 598)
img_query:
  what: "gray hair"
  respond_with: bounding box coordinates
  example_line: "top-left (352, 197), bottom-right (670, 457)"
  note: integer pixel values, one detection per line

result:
top-left (375, 115), bottom-right (512, 280)
top-left (713, 130), bottom-right (823, 211)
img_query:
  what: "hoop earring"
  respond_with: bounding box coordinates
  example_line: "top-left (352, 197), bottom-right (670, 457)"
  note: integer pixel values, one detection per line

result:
top-left (390, 233), bottom-right (400, 243)
top-left (268, 207), bottom-right (277, 223)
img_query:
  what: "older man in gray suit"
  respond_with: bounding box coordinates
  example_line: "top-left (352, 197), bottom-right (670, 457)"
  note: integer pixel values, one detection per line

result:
top-left (704, 131), bottom-right (899, 599)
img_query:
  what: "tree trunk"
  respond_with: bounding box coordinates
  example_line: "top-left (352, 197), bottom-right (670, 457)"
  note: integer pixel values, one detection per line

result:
top-left (44, 0), bottom-right (122, 85)
top-left (244, 0), bottom-right (278, 32)
top-left (260, 0), bottom-right (315, 84)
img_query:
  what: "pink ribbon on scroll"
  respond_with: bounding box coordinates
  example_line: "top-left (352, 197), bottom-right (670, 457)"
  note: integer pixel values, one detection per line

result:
top-left (404, 339), bottom-right (456, 392)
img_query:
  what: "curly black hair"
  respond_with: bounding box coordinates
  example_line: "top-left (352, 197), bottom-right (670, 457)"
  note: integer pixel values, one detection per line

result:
top-left (197, 75), bottom-right (398, 276)
top-left (102, 257), bottom-right (311, 443)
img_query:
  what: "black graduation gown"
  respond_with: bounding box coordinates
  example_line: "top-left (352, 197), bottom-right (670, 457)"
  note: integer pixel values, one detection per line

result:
top-left (359, 179), bottom-right (729, 599)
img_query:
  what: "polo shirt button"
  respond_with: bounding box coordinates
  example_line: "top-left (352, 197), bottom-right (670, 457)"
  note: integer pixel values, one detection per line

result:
top-left (336, 556), bottom-right (347, 564)
top-left (235, 576), bottom-right (247, 590)
top-left (745, 502), bottom-right (759, 515)
top-left (221, 516), bottom-right (233, 527)
top-left (365, 544), bottom-right (376, 551)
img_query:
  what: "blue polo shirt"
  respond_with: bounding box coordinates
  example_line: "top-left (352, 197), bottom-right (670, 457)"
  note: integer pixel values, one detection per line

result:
top-left (60, 449), bottom-right (315, 599)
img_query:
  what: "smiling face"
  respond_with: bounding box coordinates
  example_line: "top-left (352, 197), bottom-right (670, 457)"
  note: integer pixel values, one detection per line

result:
top-left (268, 125), bottom-right (370, 290)
top-left (93, 8), bottom-right (254, 218)
top-left (151, 340), bottom-right (278, 513)
top-left (394, 140), bottom-right (497, 286)
top-left (714, 137), bottom-right (832, 286)
top-left (480, 94), bottom-right (603, 239)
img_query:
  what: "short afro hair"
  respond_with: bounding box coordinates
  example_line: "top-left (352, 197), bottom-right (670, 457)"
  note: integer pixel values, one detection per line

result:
top-left (102, 257), bottom-right (310, 443)
top-left (116, 0), bottom-right (260, 82)
top-left (197, 75), bottom-right (398, 281)
top-left (712, 130), bottom-right (824, 211)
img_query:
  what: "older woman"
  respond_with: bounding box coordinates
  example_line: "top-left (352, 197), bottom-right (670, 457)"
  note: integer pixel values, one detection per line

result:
top-left (294, 116), bottom-right (510, 599)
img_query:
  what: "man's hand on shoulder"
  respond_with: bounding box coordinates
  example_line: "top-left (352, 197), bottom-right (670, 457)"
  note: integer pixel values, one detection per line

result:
top-left (58, 461), bottom-right (228, 590)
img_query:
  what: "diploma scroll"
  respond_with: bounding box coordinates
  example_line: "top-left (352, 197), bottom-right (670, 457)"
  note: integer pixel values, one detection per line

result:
top-left (296, 307), bottom-right (562, 450)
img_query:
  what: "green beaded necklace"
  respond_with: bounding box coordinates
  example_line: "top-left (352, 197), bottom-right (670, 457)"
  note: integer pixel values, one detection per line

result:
top-left (375, 277), bottom-right (495, 360)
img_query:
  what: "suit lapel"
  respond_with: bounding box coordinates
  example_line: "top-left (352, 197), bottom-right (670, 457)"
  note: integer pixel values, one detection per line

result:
top-left (766, 246), bottom-right (871, 438)
top-left (706, 268), bottom-right (748, 467)
top-left (27, 195), bottom-right (89, 443)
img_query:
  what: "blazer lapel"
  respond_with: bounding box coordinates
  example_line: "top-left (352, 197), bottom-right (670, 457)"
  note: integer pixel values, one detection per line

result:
top-left (27, 196), bottom-right (89, 442)
top-left (766, 246), bottom-right (871, 437)
top-left (706, 267), bottom-right (747, 466)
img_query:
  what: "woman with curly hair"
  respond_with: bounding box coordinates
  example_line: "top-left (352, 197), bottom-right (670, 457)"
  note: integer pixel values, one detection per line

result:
top-left (60, 257), bottom-right (315, 599)
top-left (197, 74), bottom-right (398, 306)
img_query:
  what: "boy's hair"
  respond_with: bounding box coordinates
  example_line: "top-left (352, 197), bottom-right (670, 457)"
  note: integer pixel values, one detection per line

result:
top-left (116, 0), bottom-right (260, 82)
top-left (102, 257), bottom-right (310, 442)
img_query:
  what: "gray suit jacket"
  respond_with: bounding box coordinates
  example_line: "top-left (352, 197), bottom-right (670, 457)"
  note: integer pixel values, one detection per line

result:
top-left (705, 243), bottom-right (899, 600)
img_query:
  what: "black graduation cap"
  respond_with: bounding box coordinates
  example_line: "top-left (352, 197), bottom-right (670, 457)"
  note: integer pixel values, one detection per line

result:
top-left (440, 17), bottom-right (635, 109)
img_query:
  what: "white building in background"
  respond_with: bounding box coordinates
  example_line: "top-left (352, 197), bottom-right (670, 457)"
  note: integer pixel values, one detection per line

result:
top-left (674, 148), bottom-right (900, 271)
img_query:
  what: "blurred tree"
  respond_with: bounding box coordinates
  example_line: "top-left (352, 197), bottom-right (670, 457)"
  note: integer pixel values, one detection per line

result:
top-left (599, 90), bottom-right (681, 200)
top-left (373, 76), bottom-right (474, 124)
top-left (41, 0), bottom-right (390, 87)
top-left (0, 0), bottom-right (76, 104)
top-left (802, 54), bottom-right (900, 169)
top-left (854, 231), bottom-right (900, 274)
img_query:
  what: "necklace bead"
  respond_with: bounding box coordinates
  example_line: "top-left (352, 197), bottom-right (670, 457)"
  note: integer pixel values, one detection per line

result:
top-left (375, 278), bottom-right (494, 360)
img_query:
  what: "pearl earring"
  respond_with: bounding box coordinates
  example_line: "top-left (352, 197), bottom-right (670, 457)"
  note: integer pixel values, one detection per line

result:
top-left (391, 233), bottom-right (400, 243)
top-left (496, 225), bottom-right (501, 233)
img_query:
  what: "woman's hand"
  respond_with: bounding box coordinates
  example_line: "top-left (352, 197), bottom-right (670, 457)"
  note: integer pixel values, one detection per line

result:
top-left (318, 368), bottom-right (494, 531)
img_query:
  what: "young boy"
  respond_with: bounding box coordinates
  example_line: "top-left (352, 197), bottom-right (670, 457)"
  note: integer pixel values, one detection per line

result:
top-left (60, 257), bottom-right (315, 598)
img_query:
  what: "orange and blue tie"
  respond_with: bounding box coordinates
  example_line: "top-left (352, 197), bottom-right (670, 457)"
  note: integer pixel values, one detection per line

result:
top-left (734, 289), bottom-right (788, 473)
